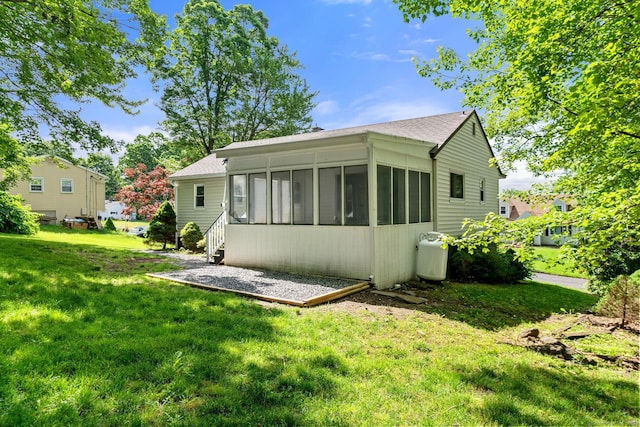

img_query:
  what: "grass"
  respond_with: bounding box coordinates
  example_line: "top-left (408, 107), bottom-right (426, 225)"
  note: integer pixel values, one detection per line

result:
top-left (531, 246), bottom-right (589, 278)
top-left (0, 228), bottom-right (637, 426)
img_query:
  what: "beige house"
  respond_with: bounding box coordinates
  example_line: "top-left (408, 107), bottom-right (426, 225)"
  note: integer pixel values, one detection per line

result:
top-left (171, 110), bottom-right (505, 289)
top-left (9, 156), bottom-right (107, 224)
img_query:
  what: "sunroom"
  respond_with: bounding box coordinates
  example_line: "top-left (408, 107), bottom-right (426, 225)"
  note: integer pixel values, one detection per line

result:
top-left (217, 132), bottom-right (436, 289)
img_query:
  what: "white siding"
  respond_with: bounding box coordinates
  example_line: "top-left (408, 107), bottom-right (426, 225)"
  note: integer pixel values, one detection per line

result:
top-left (174, 176), bottom-right (225, 233)
top-left (433, 116), bottom-right (501, 235)
top-left (372, 223), bottom-right (434, 288)
top-left (225, 225), bottom-right (372, 280)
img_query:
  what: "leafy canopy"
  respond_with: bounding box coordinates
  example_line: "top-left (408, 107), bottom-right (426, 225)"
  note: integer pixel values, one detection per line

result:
top-left (394, 0), bottom-right (640, 290)
top-left (150, 0), bottom-right (317, 158)
top-left (0, 0), bottom-right (165, 189)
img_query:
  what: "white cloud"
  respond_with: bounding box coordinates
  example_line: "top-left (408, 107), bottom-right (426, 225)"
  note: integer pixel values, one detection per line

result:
top-left (350, 51), bottom-right (411, 62)
top-left (102, 125), bottom-right (157, 144)
top-left (362, 16), bottom-right (373, 27)
top-left (323, 90), bottom-right (447, 129)
top-left (409, 37), bottom-right (440, 45)
top-left (398, 49), bottom-right (420, 56)
top-left (314, 100), bottom-right (340, 116)
top-left (499, 161), bottom-right (554, 191)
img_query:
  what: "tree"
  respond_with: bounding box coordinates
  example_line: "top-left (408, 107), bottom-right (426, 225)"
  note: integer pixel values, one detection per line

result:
top-left (180, 222), bottom-right (204, 252)
top-left (0, 192), bottom-right (39, 235)
top-left (395, 0), bottom-right (640, 291)
top-left (114, 164), bottom-right (174, 221)
top-left (0, 0), bottom-right (165, 190)
top-left (150, 0), bottom-right (316, 159)
top-left (146, 201), bottom-right (176, 250)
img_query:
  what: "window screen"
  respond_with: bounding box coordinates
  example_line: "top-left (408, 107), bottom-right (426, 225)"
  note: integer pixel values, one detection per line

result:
top-left (344, 165), bottom-right (368, 225)
top-left (319, 167), bottom-right (342, 225)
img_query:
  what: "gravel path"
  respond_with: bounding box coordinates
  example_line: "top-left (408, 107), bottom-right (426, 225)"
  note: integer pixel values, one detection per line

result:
top-left (148, 251), bottom-right (362, 304)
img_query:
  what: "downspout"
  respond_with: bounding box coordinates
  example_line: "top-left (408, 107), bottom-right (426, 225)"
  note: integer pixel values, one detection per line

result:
top-left (432, 158), bottom-right (438, 231)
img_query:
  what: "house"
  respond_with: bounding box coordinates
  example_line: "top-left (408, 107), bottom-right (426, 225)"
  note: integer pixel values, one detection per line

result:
top-left (171, 110), bottom-right (505, 289)
top-left (8, 156), bottom-right (107, 224)
top-left (98, 200), bottom-right (137, 221)
top-left (502, 196), bottom-right (578, 246)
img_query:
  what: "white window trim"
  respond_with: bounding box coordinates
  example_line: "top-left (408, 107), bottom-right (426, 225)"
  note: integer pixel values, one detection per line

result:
top-left (479, 177), bottom-right (486, 204)
top-left (29, 177), bottom-right (44, 193)
top-left (60, 178), bottom-right (74, 194)
top-left (194, 184), bottom-right (205, 209)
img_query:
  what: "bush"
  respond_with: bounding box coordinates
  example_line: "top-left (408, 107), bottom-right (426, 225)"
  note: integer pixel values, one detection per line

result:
top-left (448, 243), bottom-right (531, 284)
top-left (103, 217), bottom-right (117, 232)
top-left (180, 222), bottom-right (204, 252)
top-left (146, 201), bottom-right (176, 250)
top-left (586, 243), bottom-right (640, 295)
top-left (0, 191), bottom-right (39, 235)
top-left (595, 270), bottom-right (639, 326)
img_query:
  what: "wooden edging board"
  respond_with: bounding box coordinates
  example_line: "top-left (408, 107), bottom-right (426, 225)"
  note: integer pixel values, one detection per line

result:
top-left (147, 273), bottom-right (371, 307)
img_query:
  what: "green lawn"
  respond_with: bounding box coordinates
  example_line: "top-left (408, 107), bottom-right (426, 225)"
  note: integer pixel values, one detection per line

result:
top-left (531, 246), bottom-right (589, 278)
top-left (0, 228), bottom-right (637, 426)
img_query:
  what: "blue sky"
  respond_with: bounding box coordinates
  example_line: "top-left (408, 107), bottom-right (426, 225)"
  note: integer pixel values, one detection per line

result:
top-left (82, 0), bottom-right (544, 190)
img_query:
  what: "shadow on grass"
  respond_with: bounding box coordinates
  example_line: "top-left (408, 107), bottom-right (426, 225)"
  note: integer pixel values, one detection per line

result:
top-left (0, 234), bottom-right (346, 426)
top-left (460, 363), bottom-right (638, 425)
top-left (348, 281), bottom-right (598, 330)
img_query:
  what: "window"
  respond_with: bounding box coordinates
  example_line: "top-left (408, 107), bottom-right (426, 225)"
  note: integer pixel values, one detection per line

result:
top-left (393, 168), bottom-right (405, 224)
top-left (29, 177), bottom-right (43, 192)
top-left (377, 165), bottom-right (391, 225)
top-left (472, 122), bottom-right (476, 136)
top-left (271, 171), bottom-right (291, 224)
top-left (60, 178), bottom-right (73, 193)
top-left (480, 178), bottom-right (485, 202)
top-left (450, 173), bottom-right (464, 199)
top-left (500, 206), bottom-right (507, 215)
top-left (194, 184), bottom-right (205, 208)
top-left (292, 169), bottom-right (313, 224)
top-left (420, 172), bottom-right (431, 222)
top-left (249, 173), bottom-right (267, 224)
top-left (344, 165), bottom-right (368, 225)
top-left (408, 171), bottom-right (420, 223)
top-left (319, 167), bottom-right (342, 225)
top-left (229, 175), bottom-right (247, 223)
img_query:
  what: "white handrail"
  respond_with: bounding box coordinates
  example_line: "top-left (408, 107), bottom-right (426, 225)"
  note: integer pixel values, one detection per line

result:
top-left (205, 212), bottom-right (226, 263)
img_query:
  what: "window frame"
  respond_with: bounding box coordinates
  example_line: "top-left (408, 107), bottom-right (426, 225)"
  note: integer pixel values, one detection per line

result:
top-left (450, 172), bottom-right (464, 199)
top-left (60, 178), bottom-right (73, 194)
top-left (271, 170), bottom-right (292, 224)
top-left (480, 178), bottom-right (485, 203)
top-left (29, 177), bottom-right (44, 193)
top-left (194, 184), bottom-right (205, 208)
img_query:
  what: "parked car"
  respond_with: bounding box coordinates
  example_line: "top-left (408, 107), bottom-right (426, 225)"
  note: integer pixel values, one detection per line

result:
top-left (128, 226), bottom-right (147, 237)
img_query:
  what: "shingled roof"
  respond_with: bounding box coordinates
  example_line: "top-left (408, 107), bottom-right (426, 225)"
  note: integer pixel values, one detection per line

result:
top-left (169, 153), bottom-right (226, 180)
top-left (217, 110), bottom-right (475, 155)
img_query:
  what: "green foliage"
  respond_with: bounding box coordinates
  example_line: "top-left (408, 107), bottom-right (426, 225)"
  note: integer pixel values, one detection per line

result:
top-left (0, 191), bottom-right (39, 235)
top-left (0, 0), bottom-right (166, 188)
top-left (151, 0), bottom-right (316, 158)
top-left (394, 0), bottom-right (640, 296)
top-left (448, 243), bottom-right (531, 284)
top-left (180, 221), bottom-right (204, 252)
top-left (146, 201), bottom-right (176, 250)
top-left (103, 217), bottom-right (117, 232)
top-left (595, 271), bottom-right (640, 326)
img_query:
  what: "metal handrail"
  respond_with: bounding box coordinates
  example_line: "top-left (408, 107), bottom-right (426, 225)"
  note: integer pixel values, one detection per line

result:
top-left (205, 211), bottom-right (226, 263)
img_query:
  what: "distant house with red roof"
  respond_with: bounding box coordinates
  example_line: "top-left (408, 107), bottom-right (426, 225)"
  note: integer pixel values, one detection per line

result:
top-left (500, 196), bottom-right (578, 246)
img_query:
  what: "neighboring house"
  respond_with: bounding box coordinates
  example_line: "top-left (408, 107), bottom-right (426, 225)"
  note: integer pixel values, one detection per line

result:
top-left (8, 156), bottom-right (107, 224)
top-left (171, 110), bottom-right (505, 289)
top-left (502, 196), bottom-right (578, 246)
top-left (98, 200), bottom-right (136, 221)
top-left (169, 153), bottom-right (227, 234)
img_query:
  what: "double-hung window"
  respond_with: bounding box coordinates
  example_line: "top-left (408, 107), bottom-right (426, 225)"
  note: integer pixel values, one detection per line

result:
top-left (29, 177), bottom-right (43, 192)
top-left (194, 184), bottom-right (205, 208)
top-left (450, 173), bottom-right (464, 199)
top-left (60, 178), bottom-right (73, 193)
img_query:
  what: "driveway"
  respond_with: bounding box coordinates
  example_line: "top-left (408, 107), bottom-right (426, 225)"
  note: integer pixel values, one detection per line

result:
top-left (532, 272), bottom-right (589, 292)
